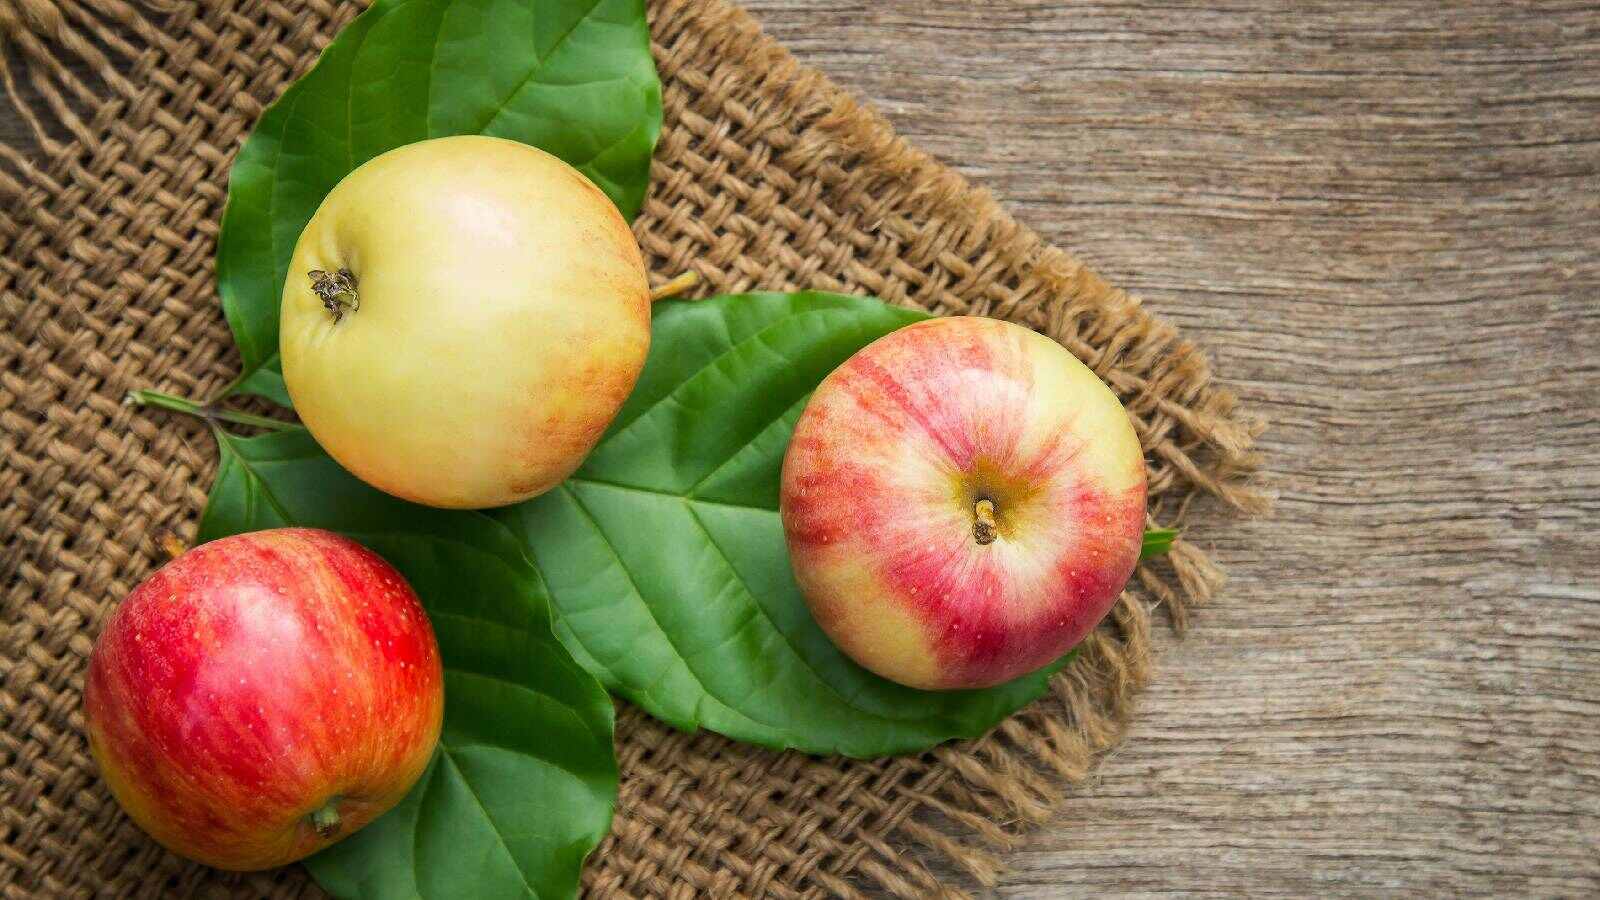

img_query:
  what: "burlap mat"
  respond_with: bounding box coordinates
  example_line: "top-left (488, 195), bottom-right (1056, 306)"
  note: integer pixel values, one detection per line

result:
top-left (0, 0), bottom-right (1263, 896)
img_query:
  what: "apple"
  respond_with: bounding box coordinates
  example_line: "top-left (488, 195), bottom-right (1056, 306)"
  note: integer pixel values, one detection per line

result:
top-left (83, 528), bottom-right (444, 870)
top-left (780, 316), bottom-right (1147, 690)
top-left (280, 135), bottom-right (651, 509)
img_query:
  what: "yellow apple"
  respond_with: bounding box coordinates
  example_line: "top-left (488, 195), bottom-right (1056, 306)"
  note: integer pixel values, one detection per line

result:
top-left (280, 135), bottom-right (650, 509)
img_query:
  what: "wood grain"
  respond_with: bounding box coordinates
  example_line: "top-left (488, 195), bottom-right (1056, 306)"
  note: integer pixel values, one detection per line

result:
top-left (4, 1), bottom-right (1596, 896)
top-left (733, 1), bottom-right (1600, 895)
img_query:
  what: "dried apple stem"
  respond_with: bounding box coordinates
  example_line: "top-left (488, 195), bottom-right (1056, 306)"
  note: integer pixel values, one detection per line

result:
top-left (125, 389), bottom-right (299, 433)
top-left (648, 270), bottom-right (700, 302)
top-left (973, 498), bottom-right (999, 545)
top-left (309, 268), bottom-right (359, 322)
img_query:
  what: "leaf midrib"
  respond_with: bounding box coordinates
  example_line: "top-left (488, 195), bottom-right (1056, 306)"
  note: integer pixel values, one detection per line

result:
top-left (438, 750), bottom-right (540, 900)
top-left (602, 302), bottom-right (883, 441)
top-left (680, 392), bottom-right (809, 500)
top-left (555, 482), bottom-right (757, 731)
top-left (214, 429), bottom-right (296, 525)
top-left (430, 613), bottom-right (609, 747)
top-left (469, 0), bottom-right (605, 135)
top-left (565, 478), bottom-right (956, 736)
top-left (570, 475), bottom-right (777, 512)
top-left (679, 501), bottom-right (920, 733)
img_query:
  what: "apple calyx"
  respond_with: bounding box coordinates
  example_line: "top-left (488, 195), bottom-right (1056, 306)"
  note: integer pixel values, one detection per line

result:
top-left (308, 799), bottom-right (342, 838)
top-left (309, 268), bottom-right (360, 322)
top-left (972, 498), bottom-right (999, 545)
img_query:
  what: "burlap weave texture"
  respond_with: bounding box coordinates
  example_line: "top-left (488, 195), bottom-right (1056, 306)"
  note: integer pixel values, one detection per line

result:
top-left (0, 0), bottom-right (1262, 896)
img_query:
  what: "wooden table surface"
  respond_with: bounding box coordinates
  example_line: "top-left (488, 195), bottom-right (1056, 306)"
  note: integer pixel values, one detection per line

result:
top-left (5, 2), bottom-right (1596, 896)
top-left (731, 1), bottom-right (1600, 896)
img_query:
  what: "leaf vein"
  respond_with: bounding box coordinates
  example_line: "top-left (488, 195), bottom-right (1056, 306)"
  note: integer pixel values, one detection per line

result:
top-left (556, 483), bottom-right (727, 721)
top-left (438, 750), bottom-right (539, 899)
top-left (214, 429), bottom-right (295, 525)
top-left (599, 304), bottom-right (858, 444)
top-left (684, 392), bottom-right (809, 500)
top-left (679, 502), bottom-right (902, 725)
top-left (471, 0), bottom-right (605, 135)
top-left (570, 477), bottom-right (775, 512)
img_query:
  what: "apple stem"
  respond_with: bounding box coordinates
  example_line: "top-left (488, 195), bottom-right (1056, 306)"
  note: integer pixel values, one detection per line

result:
top-left (309, 800), bottom-right (342, 839)
top-left (125, 389), bottom-right (299, 432)
top-left (309, 268), bottom-right (360, 322)
top-left (648, 270), bottom-right (700, 302)
top-left (973, 498), bottom-right (999, 545)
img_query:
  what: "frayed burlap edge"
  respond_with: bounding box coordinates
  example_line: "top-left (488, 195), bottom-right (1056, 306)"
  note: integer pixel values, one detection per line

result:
top-left (0, 1), bottom-right (1264, 897)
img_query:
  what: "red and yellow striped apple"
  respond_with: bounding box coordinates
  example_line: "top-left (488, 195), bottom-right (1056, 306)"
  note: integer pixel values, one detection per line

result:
top-left (280, 135), bottom-right (651, 509)
top-left (780, 316), bottom-right (1146, 690)
top-left (83, 528), bottom-right (444, 871)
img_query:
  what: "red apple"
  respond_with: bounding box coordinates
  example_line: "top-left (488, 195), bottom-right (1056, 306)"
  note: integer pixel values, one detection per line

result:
top-left (780, 316), bottom-right (1147, 690)
top-left (83, 528), bottom-right (444, 870)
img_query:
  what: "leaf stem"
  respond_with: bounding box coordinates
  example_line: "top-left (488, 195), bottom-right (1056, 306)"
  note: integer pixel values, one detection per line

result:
top-left (125, 389), bottom-right (299, 433)
top-left (648, 270), bottom-right (700, 302)
top-left (209, 369), bottom-right (248, 404)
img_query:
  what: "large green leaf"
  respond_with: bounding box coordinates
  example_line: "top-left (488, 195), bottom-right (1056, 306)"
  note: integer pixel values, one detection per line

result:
top-left (199, 428), bottom-right (616, 900)
top-left (215, 0), bottom-right (661, 405)
top-left (493, 293), bottom-right (1072, 758)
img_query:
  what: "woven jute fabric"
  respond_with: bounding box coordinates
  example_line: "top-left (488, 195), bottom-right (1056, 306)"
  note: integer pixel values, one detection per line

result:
top-left (0, 0), bottom-right (1263, 896)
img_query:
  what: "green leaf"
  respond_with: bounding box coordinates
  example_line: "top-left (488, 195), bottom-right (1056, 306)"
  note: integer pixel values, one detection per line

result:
top-left (1140, 527), bottom-right (1178, 559)
top-left (231, 364), bottom-right (292, 409)
top-left (199, 428), bottom-right (616, 900)
top-left (493, 293), bottom-right (1073, 758)
top-left (214, 0), bottom-right (661, 404)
